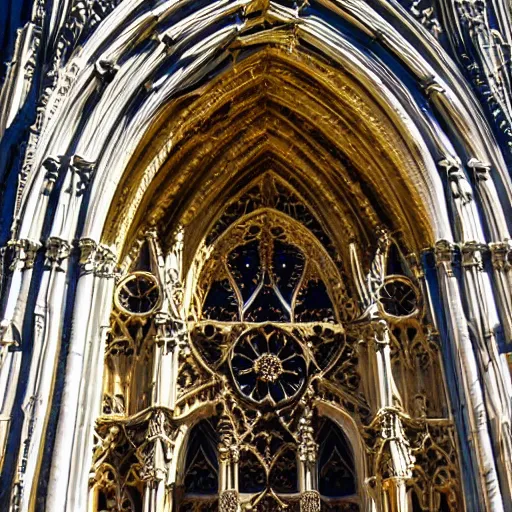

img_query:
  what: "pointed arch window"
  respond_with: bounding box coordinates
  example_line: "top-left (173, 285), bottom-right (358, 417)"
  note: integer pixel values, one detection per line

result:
top-left (179, 419), bottom-right (219, 511)
top-left (316, 418), bottom-right (358, 509)
top-left (181, 174), bottom-right (362, 509)
top-left (201, 213), bottom-right (337, 324)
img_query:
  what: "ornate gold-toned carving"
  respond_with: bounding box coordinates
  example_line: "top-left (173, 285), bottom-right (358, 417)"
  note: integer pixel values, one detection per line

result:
top-left (103, 48), bottom-right (435, 259)
top-left (300, 490), bottom-right (321, 512)
top-left (114, 271), bottom-right (162, 317)
top-left (219, 490), bottom-right (239, 512)
top-left (92, 161), bottom-right (462, 511)
top-left (377, 276), bottom-right (421, 319)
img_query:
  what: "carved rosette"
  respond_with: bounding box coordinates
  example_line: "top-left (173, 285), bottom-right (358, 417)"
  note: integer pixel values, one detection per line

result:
top-left (219, 490), bottom-right (239, 512)
top-left (300, 490), bottom-right (321, 512)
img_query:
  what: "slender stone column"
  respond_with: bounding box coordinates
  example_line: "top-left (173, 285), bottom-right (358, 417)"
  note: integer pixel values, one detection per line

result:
top-left (140, 230), bottom-right (185, 512)
top-left (45, 239), bottom-right (99, 512)
top-left (364, 316), bottom-right (413, 512)
top-left (65, 248), bottom-right (116, 512)
top-left (461, 242), bottom-right (512, 509)
top-left (0, 239), bottom-right (39, 474)
top-left (435, 240), bottom-right (504, 511)
top-left (218, 416), bottom-right (239, 512)
top-left (438, 156), bottom-right (510, 509)
top-left (0, 155), bottom-right (56, 476)
top-left (141, 409), bottom-right (176, 512)
top-left (18, 155), bottom-right (96, 512)
top-left (298, 400), bottom-right (320, 512)
top-left (489, 241), bottom-right (512, 340)
top-left (468, 160), bottom-right (512, 342)
top-left (141, 317), bottom-right (181, 512)
top-left (9, 236), bottom-right (71, 512)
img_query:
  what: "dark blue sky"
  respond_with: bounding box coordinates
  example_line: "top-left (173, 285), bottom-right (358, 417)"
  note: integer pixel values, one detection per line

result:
top-left (0, 0), bottom-right (33, 85)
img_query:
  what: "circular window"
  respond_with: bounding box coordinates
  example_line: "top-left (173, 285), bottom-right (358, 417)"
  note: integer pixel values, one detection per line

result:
top-left (230, 326), bottom-right (307, 406)
top-left (378, 276), bottom-right (419, 318)
top-left (114, 272), bottom-right (161, 316)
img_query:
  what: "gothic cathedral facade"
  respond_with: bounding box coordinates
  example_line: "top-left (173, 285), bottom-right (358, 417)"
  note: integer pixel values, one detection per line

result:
top-left (0, 1), bottom-right (512, 511)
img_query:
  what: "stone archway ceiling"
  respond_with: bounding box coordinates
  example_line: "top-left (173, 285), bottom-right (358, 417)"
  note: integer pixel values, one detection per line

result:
top-left (14, 0), bottom-right (512, 256)
top-left (107, 46), bottom-right (436, 266)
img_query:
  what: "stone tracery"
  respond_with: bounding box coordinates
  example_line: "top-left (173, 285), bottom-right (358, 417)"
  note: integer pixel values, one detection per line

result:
top-left (90, 172), bottom-right (463, 512)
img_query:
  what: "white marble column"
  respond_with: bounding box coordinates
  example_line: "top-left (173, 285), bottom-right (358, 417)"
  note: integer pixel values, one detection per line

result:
top-left (65, 248), bottom-right (116, 512)
top-left (461, 242), bottom-right (512, 509)
top-left (435, 240), bottom-right (504, 512)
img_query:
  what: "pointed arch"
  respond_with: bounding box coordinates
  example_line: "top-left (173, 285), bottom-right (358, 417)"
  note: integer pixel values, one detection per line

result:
top-left (0, 2), bottom-right (510, 512)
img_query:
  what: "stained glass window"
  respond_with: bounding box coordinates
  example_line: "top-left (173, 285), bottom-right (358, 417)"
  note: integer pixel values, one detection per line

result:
top-left (317, 418), bottom-right (356, 499)
top-left (202, 214), bottom-right (336, 324)
top-left (185, 176), bottom-right (358, 509)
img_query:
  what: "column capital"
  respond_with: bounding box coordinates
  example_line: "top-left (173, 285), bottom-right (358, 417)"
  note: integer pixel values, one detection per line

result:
top-left (44, 236), bottom-right (71, 271)
top-left (434, 239), bottom-right (455, 273)
top-left (461, 241), bottom-right (486, 269)
top-left (94, 59), bottom-right (118, 83)
top-left (360, 318), bottom-right (390, 348)
top-left (489, 240), bottom-right (511, 270)
top-left (78, 238), bottom-right (98, 275)
top-left (95, 245), bottom-right (117, 278)
top-left (69, 155), bottom-right (95, 196)
top-left (8, 238), bottom-right (41, 271)
top-left (467, 157), bottom-right (492, 181)
top-left (41, 155), bottom-right (61, 193)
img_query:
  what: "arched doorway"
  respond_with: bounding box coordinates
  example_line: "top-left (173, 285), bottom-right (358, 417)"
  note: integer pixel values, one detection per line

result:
top-left (90, 170), bottom-right (462, 511)
top-left (4, 4), bottom-right (510, 511)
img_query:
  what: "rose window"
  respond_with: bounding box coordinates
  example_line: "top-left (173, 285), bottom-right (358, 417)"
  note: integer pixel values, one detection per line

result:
top-left (114, 271), bottom-right (161, 316)
top-left (230, 326), bottom-right (306, 405)
top-left (378, 276), bottom-right (419, 318)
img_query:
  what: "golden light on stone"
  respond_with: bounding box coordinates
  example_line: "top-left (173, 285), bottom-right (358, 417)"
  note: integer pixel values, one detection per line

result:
top-left (253, 353), bottom-right (283, 383)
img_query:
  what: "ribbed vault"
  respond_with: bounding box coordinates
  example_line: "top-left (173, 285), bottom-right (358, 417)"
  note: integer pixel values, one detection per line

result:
top-left (104, 47), bottom-right (443, 268)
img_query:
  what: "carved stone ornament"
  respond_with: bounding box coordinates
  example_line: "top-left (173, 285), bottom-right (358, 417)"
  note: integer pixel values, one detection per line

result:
top-left (489, 241), bottom-right (512, 270)
top-left (114, 272), bottom-right (162, 316)
top-left (95, 246), bottom-right (117, 278)
top-left (79, 238), bottom-right (98, 274)
top-left (300, 490), bottom-right (321, 512)
top-left (230, 325), bottom-right (307, 405)
top-left (5, 0), bottom-right (510, 509)
top-left (44, 236), bottom-right (71, 270)
top-left (377, 275), bottom-right (420, 319)
top-left (219, 490), bottom-right (239, 512)
top-left (461, 241), bottom-right (486, 269)
top-left (434, 240), bottom-right (455, 272)
top-left (8, 238), bottom-right (41, 271)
